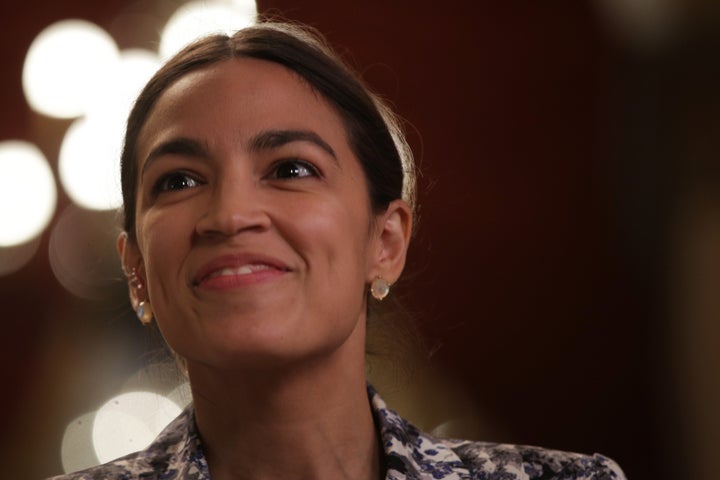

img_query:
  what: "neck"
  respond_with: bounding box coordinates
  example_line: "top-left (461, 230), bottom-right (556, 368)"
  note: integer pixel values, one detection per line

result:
top-left (187, 345), bottom-right (382, 480)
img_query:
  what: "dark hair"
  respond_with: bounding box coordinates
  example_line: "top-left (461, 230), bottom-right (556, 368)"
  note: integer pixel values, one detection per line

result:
top-left (120, 21), bottom-right (416, 240)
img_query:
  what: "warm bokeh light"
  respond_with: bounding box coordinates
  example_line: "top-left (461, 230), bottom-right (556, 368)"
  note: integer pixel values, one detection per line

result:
top-left (22, 19), bottom-right (119, 118)
top-left (86, 48), bottom-right (161, 124)
top-left (167, 382), bottom-right (192, 409)
top-left (92, 391), bottom-right (183, 464)
top-left (0, 141), bottom-right (57, 247)
top-left (57, 48), bottom-right (160, 211)
top-left (224, 0), bottom-right (259, 15)
top-left (159, 0), bottom-right (257, 59)
top-left (47, 206), bottom-right (120, 300)
top-left (61, 412), bottom-right (99, 474)
top-left (0, 237), bottom-right (41, 276)
top-left (58, 116), bottom-right (123, 210)
top-left (594, 0), bottom-right (680, 49)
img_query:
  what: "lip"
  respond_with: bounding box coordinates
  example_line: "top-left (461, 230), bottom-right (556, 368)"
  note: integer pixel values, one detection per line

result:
top-left (192, 253), bottom-right (291, 289)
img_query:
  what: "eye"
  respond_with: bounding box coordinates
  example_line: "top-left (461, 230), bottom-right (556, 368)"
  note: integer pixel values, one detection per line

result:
top-left (270, 159), bottom-right (319, 180)
top-left (153, 172), bottom-right (202, 193)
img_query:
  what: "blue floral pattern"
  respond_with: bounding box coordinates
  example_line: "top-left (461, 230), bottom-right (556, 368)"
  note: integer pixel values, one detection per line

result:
top-left (48, 386), bottom-right (626, 479)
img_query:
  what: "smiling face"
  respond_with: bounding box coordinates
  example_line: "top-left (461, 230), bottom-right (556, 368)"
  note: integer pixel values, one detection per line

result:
top-left (118, 58), bottom-right (410, 372)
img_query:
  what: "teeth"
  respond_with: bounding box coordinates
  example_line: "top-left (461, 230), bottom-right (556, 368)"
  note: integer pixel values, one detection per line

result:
top-left (207, 264), bottom-right (271, 279)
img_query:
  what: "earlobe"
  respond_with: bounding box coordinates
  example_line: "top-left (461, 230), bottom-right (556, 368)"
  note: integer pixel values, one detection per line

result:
top-left (369, 199), bottom-right (413, 284)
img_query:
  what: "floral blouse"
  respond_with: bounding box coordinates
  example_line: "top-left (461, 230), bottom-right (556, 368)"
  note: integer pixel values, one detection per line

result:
top-left (48, 386), bottom-right (626, 480)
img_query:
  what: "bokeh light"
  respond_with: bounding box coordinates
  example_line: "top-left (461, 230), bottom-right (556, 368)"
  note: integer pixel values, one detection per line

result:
top-left (167, 382), bottom-right (192, 409)
top-left (594, 0), bottom-right (680, 50)
top-left (0, 141), bottom-right (57, 247)
top-left (58, 48), bottom-right (160, 211)
top-left (159, 0), bottom-right (257, 59)
top-left (85, 48), bottom-right (161, 124)
top-left (92, 391), bottom-right (182, 463)
top-left (229, 0), bottom-right (258, 9)
top-left (22, 19), bottom-right (119, 118)
top-left (0, 238), bottom-right (41, 276)
top-left (48, 205), bottom-right (121, 300)
top-left (61, 412), bottom-right (99, 474)
top-left (58, 116), bottom-right (124, 210)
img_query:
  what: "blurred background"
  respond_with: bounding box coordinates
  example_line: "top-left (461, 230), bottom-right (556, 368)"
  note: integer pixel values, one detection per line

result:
top-left (2, 0), bottom-right (720, 478)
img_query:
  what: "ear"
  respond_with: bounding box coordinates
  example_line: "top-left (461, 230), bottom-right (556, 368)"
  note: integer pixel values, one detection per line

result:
top-left (117, 231), bottom-right (146, 310)
top-left (367, 199), bottom-right (413, 284)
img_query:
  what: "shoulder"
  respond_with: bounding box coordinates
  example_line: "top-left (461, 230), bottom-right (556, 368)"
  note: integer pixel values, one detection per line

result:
top-left (369, 386), bottom-right (626, 480)
top-left (442, 438), bottom-right (626, 480)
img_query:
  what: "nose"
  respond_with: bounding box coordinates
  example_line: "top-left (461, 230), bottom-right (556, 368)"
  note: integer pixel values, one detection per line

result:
top-left (195, 171), bottom-right (270, 238)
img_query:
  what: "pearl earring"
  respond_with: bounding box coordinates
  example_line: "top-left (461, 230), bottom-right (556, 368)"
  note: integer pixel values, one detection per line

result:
top-left (125, 267), bottom-right (153, 325)
top-left (370, 277), bottom-right (390, 301)
top-left (137, 300), bottom-right (154, 325)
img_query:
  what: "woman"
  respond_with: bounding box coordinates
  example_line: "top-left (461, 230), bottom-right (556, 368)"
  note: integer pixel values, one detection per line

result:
top-left (50, 21), bottom-right (626, 480)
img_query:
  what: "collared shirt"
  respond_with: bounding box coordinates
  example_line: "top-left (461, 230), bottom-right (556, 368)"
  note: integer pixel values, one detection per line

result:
top-left (48, 387), bottom-right (626, 480)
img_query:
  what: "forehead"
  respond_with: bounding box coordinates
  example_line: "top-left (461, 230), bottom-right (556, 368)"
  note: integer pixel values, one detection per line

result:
top-left (136, 57), bottom-right (349, 152)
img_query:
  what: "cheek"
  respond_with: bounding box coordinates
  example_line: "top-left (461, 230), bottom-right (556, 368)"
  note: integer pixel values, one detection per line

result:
top-left (136, 210), bottom-right (190, 302)
top-left (287, 194), bottom-right (371, 269)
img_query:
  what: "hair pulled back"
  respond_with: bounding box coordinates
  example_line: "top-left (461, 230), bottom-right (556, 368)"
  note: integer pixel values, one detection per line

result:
top-left (120, 21), bottom-right (416, 240)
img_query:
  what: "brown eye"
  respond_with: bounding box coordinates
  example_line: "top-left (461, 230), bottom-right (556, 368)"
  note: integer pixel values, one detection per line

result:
top-left (154, 172), bottom-right (201, 193)
top-left (272, 160), bottom-right (318, 179)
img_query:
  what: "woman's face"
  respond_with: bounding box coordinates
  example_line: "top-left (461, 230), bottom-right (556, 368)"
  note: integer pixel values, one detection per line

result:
top-left (121, 58), bottom-right (405, 370)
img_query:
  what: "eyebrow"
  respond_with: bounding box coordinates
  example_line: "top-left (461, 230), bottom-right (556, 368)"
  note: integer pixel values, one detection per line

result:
top-left (141, 137), bottom-right (209, 177)
top-left (141, 129), bottom-right (338, 178)
top-left (249, 129), bottom-right (337, 162)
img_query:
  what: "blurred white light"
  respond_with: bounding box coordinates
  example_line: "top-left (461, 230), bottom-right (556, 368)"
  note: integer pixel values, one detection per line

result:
top-left (59, 48), bottom-right (160, 211)
top-left (159, 0), bottom-right (257, 59)
top-left (230, 0), bottom-right (258, 9)
top-left (61, 412), bottom-right (99, 473)
top-left (215, 0), bottom-right (259, 11)
top-left (22, 19), bottom-right (119, 118)
top-left (59, 116), bottom-right (123, 210)
top-left (86, 49), bottom-right (161, 125)
top-left (167, 382), bottom-right (192, 409)
top-left (0, 141), bottom-right (56, 246)
top-left (92, 391), bottom-right (182, 463)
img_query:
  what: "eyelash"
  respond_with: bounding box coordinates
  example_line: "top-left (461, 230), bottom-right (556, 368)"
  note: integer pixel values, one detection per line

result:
top-left (267, 158), bottom-right (320, 180)
top-left (151, 159), bottom-right (320, 196)
top-left (152, 171), bottom-right (202, 195)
